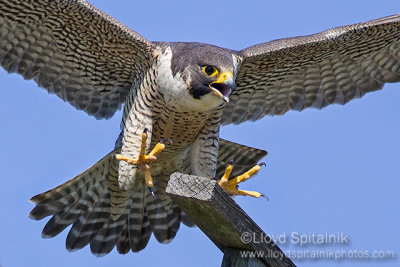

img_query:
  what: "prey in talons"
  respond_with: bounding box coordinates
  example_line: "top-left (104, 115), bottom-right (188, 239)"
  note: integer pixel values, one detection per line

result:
top-left (218, 160), bottom-right (268, 199)
top-left (114, 128), bottom-right (172, 195)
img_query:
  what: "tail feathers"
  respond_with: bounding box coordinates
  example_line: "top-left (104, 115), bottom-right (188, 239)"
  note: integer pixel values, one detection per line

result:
top-left (29, 148), bottom-right (185, 256)
top-left (180, 211), bottom-right (195, 227)
top-left (115, 215), bottom-right (130, 254)
top-left (146, 174), bottom-right (181, 243)
top-left (66, 185), bottom-right (118, 253)
top-left (41, 179), bottom-right (108, 238)
top-left (29, 140), bottom-right (266, 255)
top-left (129, 203), bottom-right (151, 252)
top-left (145, 185), bottom-right (180, 244)
top-left (29, 149), bottom-right (116, 220)
top-left (89, 203), bottom-right (124, 255)
top-left (88, 160), bottom-right (130, 255)
top-left (65, 206), bottom-right (106, 251)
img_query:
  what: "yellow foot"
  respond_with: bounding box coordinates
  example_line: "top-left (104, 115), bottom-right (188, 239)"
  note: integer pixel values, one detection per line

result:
top-left (218, 160), bottom-right (268, 199)
top-left (114, 128), bottom-right (171, 195)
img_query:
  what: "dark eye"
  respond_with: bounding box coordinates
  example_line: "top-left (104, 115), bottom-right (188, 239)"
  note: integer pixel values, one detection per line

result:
top-left (202, 65), bottom-right (218, 77)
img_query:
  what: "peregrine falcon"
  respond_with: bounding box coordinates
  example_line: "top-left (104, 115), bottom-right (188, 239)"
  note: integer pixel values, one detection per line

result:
top-left (0, 0), bottom-right (399, 256)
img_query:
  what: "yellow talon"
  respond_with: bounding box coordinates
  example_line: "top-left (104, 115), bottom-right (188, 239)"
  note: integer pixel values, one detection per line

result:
top-left (114, 129), bottom-right (171, 195)
top-left (148, 142), bottom-right (166, 158)
top-left (218, 161), bottom-right (267, 199)
top-left (114, 154), bottom-right (138, 165)
top-left (137, 130), bottom-right (148, 162)
top-left (228, 164), bottom-right (262, 185)
top-left (144, 166), bottom-right (153, 187)
top-left (219, 161), bottom-right (233, 185)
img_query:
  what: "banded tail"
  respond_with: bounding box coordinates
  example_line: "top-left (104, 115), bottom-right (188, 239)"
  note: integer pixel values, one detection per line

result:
top-left (29, 139), bottom-right (267, 255)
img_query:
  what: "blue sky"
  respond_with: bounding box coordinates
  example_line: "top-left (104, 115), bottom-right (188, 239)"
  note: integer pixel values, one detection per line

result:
top-left (0, 1), bottom-right (399, 267)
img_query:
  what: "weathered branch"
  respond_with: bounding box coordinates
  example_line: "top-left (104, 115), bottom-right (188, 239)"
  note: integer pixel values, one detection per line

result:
top-left (166, 172), bottom-right (296, 267)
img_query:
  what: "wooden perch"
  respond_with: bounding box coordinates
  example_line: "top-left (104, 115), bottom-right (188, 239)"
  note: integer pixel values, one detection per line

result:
top-left (166, 172), bottom-right (296, 267)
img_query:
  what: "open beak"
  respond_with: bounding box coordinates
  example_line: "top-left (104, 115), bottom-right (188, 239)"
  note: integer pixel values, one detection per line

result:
top-left (209, 71), bottom-right (234, 102)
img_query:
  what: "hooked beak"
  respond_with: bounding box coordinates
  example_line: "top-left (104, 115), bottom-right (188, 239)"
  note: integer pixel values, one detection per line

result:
top-left (209, 71), bottom-right (234, 102)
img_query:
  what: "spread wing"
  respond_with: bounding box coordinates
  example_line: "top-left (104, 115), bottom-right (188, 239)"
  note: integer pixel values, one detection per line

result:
top-left (0, 0), bottom-right (154, 119)
top-left (222, 14), bottom-right (400, 125)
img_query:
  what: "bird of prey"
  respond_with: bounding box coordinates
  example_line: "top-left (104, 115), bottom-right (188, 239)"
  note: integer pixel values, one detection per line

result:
top-left (1, 0), bottom-right (399, 257)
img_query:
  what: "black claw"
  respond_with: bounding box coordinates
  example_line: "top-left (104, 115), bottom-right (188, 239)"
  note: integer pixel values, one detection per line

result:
top-left (160, 138), bottom-right (172, 144)
top-left (143, 128), bottom-right (148, 133)
top-left (112, 154), bottom-right (116, 159)
top-left (148, 187), bottom-right (155, 196)
top-left (260, 193), bottom-right (269, 201)
top-left (258, 162), bottom-right (266, 167)
top-left (229, 158), bottom-right (234, 165)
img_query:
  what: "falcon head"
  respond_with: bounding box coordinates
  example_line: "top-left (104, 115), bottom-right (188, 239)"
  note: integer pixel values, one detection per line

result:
top-left (157, 42), bottom-right (237, 111)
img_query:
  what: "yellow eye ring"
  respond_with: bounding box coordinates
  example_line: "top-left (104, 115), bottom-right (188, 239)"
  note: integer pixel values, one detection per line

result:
top-left (202, 65), bottom-right (218, 77)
